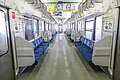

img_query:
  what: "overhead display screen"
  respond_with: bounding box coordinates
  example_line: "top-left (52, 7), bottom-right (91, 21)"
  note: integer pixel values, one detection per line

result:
top-left (47, 3), bottom-right (79, 16)
top-left (44, 0), bottom-right (82, 16)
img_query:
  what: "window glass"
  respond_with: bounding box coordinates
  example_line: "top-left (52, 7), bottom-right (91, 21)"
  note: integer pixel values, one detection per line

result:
top-left (0, 10), bottom-right (8, 54)
top-left (24, 18), bottom-right (33, 40)
top-left (49, 24), bottom-right (51, 31)
top-left (33, 20), bottom-right (38, 38)
top-left (81, 21), bottom-right (84, 34)
top-left (41, 21), bottom-right (44, 31)
top-left (72, 23), bottom-right (75, 30)
top-left (86, 31), bottom-right (93, 40)
top-left (85, 20), bottom-right (94, 40)
top-left (46, 23), bottom-right (49, 31)
top-left (78, 21), bottom-right (84, 35)
top-left (78, 21), bottom-right (82, 31)
top-left (95, 16), bottom-right (102, 41)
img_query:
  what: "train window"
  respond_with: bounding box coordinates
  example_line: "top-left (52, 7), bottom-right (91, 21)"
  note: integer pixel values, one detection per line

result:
top-left (74, 22), bottom-right (77, 31)
top-left (78, 21), bottom-right (84, 35)
top-left (77, 22), bottom-right (80, 32)
top-left (95, 16), bottom-right (102, 41)
top-left (0, 10), bottom-right (8, 55)
top-left (78, 21), bottom-right (82, 31)
top-left (72, 23), bottom-right (75, 30)
top-left (24, 18), bottom-right (34, 41)
top-left (46, 23), bottom-right (49, 31)
top-left (85, 19), bottom-right (94, 40)
top-left (33, 20), bottom-right (38, 38)
top-left (41, 21), bottom-right (44, 31)
top-left (49, 24), bottom-right (51, 31)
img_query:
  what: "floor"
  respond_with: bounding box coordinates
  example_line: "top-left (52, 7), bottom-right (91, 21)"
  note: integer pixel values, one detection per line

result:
top-left (18, 34), bottom-right (111, 80)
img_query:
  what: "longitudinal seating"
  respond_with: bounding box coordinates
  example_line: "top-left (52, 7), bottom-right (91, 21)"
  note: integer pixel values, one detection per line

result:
top-left (74, 36), bottom-right (94, 63)
top-left (16, 32), bottom-right (56, 66)
top-left (31, 37), bottom-right (49, 64)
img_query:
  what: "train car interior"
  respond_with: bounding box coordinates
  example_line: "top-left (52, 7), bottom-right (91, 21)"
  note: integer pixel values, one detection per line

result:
top-left (1, 0), bottom-right (120, 80)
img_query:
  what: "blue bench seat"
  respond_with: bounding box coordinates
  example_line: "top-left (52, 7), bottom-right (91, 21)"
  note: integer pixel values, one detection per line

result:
top-left (31, 37), bottom-right (50, 64)
top-left (74, 36), bottom-right (94, 63)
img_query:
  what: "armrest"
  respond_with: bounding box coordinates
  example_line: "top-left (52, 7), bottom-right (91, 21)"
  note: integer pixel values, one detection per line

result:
top-left (15, 36), bottom-right (35, 67)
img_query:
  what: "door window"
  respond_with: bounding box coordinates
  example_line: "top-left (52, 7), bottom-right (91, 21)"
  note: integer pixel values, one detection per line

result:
top-left (0, 10), bottom-right (8, 55)
top-left (24, 18), bottom-right (33, 40)
top-left (85, 20), bottom-right (94, 40)
top-left (95, 16), bottom-right (102, 41)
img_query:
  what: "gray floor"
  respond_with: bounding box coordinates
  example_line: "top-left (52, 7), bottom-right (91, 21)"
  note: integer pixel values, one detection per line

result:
top-left (18, 34), bottom-right (111, 80)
